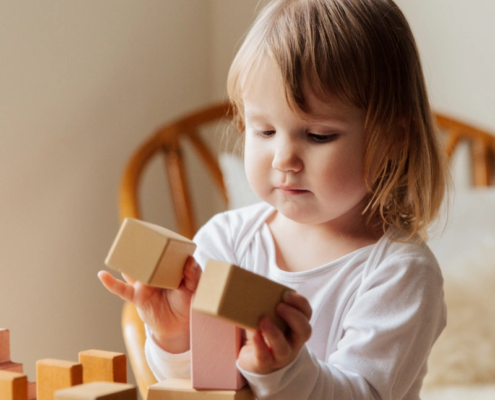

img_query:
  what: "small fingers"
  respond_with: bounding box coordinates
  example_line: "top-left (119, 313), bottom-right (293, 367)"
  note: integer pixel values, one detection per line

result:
top-left (183, 257), bottom-right (202, 293)
top-left (283, 291), bottom-right (312, 320)
top-left (259, 317), bottom-right (292, 361)
top-left (277, 302), bottom-right (312, 348)
top-left (252, 329), bottom-right (274, 366)
top-left (98, 271), bottom-right (135, 303)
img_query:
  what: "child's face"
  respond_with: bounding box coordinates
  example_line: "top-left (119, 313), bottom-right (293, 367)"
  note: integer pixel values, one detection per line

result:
top-left (242, 60), bottom-right (369, 227)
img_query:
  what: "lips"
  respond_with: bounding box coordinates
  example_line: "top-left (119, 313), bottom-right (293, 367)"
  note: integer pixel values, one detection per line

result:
top-left (276, 186), bottom-right (309, 194)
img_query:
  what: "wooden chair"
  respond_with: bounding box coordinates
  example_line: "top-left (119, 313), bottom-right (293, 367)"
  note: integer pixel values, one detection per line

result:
top-left (437, 113), bottom-right (495, 187)
top-left (118, 102), bottom-right (495, 398)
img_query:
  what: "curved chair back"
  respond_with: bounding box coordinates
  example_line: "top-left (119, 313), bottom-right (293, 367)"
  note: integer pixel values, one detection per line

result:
top-left (436, 113), bottom-right (494, 187)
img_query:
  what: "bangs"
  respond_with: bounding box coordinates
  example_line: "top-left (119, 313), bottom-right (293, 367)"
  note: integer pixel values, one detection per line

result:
top-left (228, 0), bottom-right (376, 128)
top-left (265, 0), bottom-right (369, 114)
top-left (229, 0), bottom-right (420, 131)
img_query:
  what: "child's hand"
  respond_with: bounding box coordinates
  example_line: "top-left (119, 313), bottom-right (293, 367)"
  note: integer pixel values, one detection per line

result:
top-left (237, 291), bottom-right (312, 375)
top-left (98, 256), bottom-right (201, 354)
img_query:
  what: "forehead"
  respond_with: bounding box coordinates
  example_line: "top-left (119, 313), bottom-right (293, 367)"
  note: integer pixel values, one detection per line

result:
top-left (242, 58), bottom-right (364, 124)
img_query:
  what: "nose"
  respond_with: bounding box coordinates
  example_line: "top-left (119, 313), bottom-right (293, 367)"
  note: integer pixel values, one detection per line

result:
top-left (271, 136), bottom-right (303, 173)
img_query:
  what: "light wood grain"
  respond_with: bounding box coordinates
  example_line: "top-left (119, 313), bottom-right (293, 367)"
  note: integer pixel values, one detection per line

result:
top-left (79, 349), bottom-right (127, 384)
top-left (0, 371), bottom-right (28, 400)
top-left (54, 382), bottom-right (136, 400)
top-left (147, 379), bottom-right (255, 400)
top-left (36, 359), bottom-right (83, 400)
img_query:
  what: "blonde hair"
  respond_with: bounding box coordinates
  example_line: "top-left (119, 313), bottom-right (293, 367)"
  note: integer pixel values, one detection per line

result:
top-left (227, 0), bottom-right (449, 240)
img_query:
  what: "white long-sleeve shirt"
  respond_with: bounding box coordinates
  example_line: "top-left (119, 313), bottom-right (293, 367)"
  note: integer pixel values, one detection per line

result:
top-left (145, 202), bottom-right (446, 400)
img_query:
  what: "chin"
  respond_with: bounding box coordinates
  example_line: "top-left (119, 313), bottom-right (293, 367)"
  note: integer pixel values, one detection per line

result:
top-left (276, 204), bottom-right (323, 225)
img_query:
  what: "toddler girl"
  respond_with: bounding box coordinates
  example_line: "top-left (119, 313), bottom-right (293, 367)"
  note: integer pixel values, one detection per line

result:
top-left (100, 0), bottom-right (449, 398)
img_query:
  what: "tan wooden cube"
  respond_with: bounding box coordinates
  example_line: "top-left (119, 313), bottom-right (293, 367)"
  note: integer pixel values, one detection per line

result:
top-left (36, 359), bottom-right (83, 400)
top-left (0, 370), bottom-right (28, 400)
top-left (192, 260), bottom-right (290, 332)
top-left (27, 382), bottom-right (36, 400)
top-left (54, 382), bottom-right (136, 400)
top-left (79, 350), bottom-right (126, 384)
top-left (147, 379), bottom-right (255, 400)
top-left (105, 218), bottom-right (196, 289)
top-left (0, 329), bottom-right (11, 364)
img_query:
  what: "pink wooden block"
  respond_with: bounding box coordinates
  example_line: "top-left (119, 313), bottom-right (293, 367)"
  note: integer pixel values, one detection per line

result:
top-left (191, 309), bottom-right (246, 390)
top-left (28, 381), bottom-right (36, 400)
top-left (0, 362), bottom-right (23, 373)
top-left (0, 329), bottom-right (10, 364)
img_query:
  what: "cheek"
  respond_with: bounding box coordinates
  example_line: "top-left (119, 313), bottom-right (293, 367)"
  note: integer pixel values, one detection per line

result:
top-left (318, 149), bottom-right (366, 192)
top-left (243, 137), bottom-right (266, 191)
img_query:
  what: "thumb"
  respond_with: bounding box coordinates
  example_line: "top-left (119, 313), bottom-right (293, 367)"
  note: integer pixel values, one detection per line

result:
top-left (183, 257), bottom-right (202, 292)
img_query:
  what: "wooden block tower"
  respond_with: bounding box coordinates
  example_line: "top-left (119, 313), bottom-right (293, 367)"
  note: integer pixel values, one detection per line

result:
top-left (0, 329), bottom-right (23, 373)
top-left (104, 222), bottom-right (284, 398)
top-left (0, 329), bottom-right (131, 400)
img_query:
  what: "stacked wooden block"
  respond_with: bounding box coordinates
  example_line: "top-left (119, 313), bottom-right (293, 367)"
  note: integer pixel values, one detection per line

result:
top-left (106, 219), bottom-right (291, 399)
top-left (1, 329), bottom-right (23, 373)
top-left (0, 328), bottom-right (36, 400)
top-left (0, 329), bottom-right (136, 400)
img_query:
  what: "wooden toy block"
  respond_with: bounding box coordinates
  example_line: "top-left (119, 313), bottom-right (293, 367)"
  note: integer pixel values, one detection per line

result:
top-left (0, 329), bottom-right (23, 373)
top-left (79, 350), bottom-right (127, 384)
top-left (36, 359), bottom-right (83, 400)
top-left (54, 382), bottom-right (136, 400)
top-left (191, 309), bottom-right (246, 390)
top-left (0, 361), bottom-right (23, 373)
top-left (0, 329), bottom-right (10, 363)
top-left (105, 218), bottom-right (196, 289)
top-left (0, 370), bottom-right (28, 400)
top-left (192, 261), bottom-right (290, 332)
top-left (27, 382), bottom-right (36, 400)
top-left (147, 379), bottom-right (255, 400)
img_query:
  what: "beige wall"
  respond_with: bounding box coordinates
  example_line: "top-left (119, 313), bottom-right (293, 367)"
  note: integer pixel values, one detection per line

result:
top-left (210, 0), bottom-right (260, 101)
top-left (395, 0), bottom-right (495, 132)
top-left (0, 0), bottom-right (212, 385)
top-left (1, 0), bottom-right (493, 390)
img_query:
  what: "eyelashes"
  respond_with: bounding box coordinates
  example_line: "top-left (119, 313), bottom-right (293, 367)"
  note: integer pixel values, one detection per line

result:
top-left (252, 129), bottom-right (339, 143)
top-left (253, 129), bottom-right (275, 138)
top-left (307, 133), bottom-right (339, 143)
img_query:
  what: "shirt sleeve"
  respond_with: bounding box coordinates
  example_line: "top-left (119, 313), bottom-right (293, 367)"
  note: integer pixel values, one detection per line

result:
top-left (144, 324), bottom-right (191, 380)
top-left (192, 211), bottom-right (239, 269)
top-left (238, 254), bottom-right (447, 400)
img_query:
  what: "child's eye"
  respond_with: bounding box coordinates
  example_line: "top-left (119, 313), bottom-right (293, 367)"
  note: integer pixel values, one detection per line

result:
top-left (308, 133), bottom-right (338, 143)
top-left (254, 129), bottom-right (276, 138)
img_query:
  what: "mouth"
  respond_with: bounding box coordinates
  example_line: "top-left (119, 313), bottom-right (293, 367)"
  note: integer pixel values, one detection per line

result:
top-left (276, 186), bottom-right (309, 195)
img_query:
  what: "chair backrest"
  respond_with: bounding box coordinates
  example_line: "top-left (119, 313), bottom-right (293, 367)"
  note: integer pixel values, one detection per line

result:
top-left (118, 104), bottom-right (494, 398)
top-left (436, 113), bottom-right (495, 187)
top-left (119, 102), bottom-right (233, 239)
